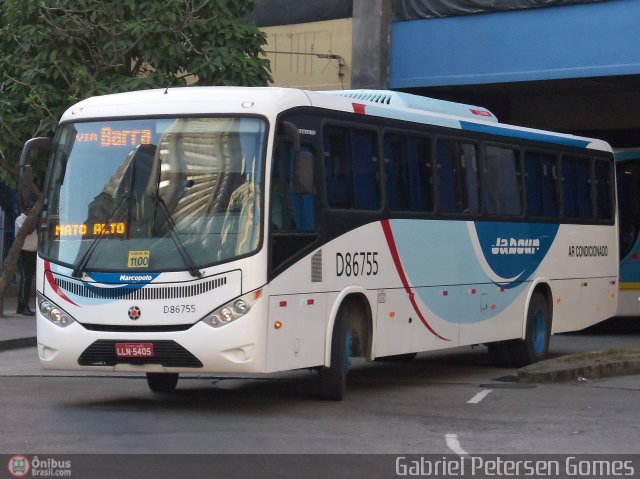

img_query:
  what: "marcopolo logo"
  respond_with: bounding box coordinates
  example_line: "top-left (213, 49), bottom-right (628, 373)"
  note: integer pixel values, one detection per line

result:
top-left (491, 237), bottom-right (541, 255)
top-left (120, 274), bottom-right (153, 282)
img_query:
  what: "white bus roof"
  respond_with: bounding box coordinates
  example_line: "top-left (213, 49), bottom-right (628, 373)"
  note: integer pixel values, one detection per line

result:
top-left (60, 86), bottom-right (611, 152)
top-left (60, 87), bottom-right (313, 121)
top-left (322, 89), bottom-right (498, 122)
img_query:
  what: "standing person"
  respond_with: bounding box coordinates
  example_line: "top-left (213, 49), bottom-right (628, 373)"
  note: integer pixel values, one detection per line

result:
top-left (15, 206), bottom-right (37, 316)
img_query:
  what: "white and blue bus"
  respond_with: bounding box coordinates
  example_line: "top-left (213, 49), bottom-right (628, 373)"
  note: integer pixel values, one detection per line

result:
top-left (21, 87), bottom-right (618, 400)
top-left (615, 148), bottom-right (640, 316)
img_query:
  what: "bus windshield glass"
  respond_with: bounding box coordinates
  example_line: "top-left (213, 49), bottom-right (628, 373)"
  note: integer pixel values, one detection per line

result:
top-left (41, 117), bottom-right (266, 273)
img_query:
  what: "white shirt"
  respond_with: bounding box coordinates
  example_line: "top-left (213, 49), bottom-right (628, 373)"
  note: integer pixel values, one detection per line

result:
top-left (15, 213), bottom-right (38, 252)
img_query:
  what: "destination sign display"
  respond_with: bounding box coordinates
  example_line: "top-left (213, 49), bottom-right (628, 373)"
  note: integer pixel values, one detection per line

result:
top-left (54, 222), bottom-right (127, 238)
top-left (76, 127), bottom-right (152, 147)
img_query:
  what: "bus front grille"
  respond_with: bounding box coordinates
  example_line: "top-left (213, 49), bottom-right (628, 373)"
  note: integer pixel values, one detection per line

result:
top-left (78, 340), bottom-right (203, 368)
top-left (54, 275), bottom-right (227, 300)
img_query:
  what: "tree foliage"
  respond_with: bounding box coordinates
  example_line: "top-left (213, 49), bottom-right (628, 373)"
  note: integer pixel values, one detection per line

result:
top-left (0, 0), bottom-right (271, 182)
top-left (0, 0), bottom-right (270, 311)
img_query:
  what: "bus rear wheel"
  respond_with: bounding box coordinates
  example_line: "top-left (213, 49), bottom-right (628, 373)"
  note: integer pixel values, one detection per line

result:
top-left (146, 372), bottom-right (179, 393)
top-left (318, 305), bottom-right (351, 401)
top-left (509, 293), bottom-right (551, 367)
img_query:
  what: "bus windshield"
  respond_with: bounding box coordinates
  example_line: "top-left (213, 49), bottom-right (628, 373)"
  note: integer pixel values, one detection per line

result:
top-left (41, 117), bottom-right (266, 273)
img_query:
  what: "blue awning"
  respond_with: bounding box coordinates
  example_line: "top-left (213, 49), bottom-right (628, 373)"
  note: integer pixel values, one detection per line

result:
top-left (390, 0), bottom-right (640, 88)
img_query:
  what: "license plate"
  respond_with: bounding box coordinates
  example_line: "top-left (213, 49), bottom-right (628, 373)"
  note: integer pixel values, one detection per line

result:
top-left (115, 342), bottom-right (154, 358)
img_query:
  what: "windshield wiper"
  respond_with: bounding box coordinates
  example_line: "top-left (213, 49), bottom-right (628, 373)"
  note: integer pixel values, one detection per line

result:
top-left (71, 192), bottom-right (130, 278)
top-left (150, 149), bottom-right (201, 278)
top-left (72, 146), bottom-right (142, 278)
top-left (152, 193), bottom-right (202, 278)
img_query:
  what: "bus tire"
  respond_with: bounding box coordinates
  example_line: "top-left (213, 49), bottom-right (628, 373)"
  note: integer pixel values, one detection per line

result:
top-left (318, 305), bottom-right (351, 401)
top-left (509, 293), bottom-right (551, 367)
top-left (146, 372), bottom-right (179, 393)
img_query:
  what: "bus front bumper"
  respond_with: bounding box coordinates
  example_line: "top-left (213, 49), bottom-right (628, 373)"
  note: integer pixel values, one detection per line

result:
top-left (36, 315), bottom-right (268, 374)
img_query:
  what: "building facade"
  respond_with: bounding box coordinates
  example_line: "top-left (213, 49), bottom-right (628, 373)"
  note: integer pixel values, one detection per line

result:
top-left (253, 0), bottom-right (640, 148)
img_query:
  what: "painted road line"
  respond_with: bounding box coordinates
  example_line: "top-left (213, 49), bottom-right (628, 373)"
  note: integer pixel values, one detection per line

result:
top-left (467, 389), bottom-right (493, 404)
top-left (445, 433), bottom-right (468, 456)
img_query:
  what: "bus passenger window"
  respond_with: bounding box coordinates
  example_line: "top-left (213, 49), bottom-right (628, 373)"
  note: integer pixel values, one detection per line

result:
top-left (524, 151), bottom-right (559, 218)
top-left (384, 134), bottom-right (411, 211)
top-left (617, 160), bottom-right (640, 258)
top-left (483, 145), bottom-right (522, 216)
top-left (271, 140), bottom-right (316, 232)
top-left (413, 137), bottom-right (434, 212)
top-left (436, 140), bottom-right (456, 213)
top-left (291, 146), bottom-right (316, 230)
top-left (324, 126), bottom-right (379, 210)
top-left (384, 134), bottom-right (433, 212)
top-left (324, 127), bottom-right (353, 208)
top-left (461, 143), bottom-right (480, 214)
top-left (594, 158), bottom-right (613, 221)
top-left (271, 140), bottom-right (294, 230)
top-left (352, 130), bottom-right (379, 209)
top-left (436, 139), bottom-right (478, 214)
top-left (562, 155), bottom-right (593, 220)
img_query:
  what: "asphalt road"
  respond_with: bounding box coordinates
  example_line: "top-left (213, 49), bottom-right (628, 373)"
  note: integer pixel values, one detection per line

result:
top-left (1, 321), bottom-right (639, 459)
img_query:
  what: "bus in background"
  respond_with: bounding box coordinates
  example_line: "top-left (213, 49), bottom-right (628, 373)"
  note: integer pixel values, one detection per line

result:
top-left (20, 87), bottom-right (618, 401)
top-left (615, 148), bottom-right (640, 316)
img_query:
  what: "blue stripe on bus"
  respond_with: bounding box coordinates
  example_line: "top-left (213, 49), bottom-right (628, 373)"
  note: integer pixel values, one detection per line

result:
top-left (474, 221), bottom-right (559, 288)
top-left (390, 219), bottom-right (560, 324)
top-left (460, 121), bottom-right (591, 149)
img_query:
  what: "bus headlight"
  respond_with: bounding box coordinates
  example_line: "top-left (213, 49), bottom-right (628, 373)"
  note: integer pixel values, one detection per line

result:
top-left (203, 289), bottom-right (262, 329)
top-left (38, 298), bottom-right (75, 328)
top-left (233, 299), bottom-right (249, 314)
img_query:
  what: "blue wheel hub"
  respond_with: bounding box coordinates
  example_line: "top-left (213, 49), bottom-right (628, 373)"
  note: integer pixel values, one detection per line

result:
top-left (344, 331), bottom-right (352, 372)
top-left (532, 310), bottom-right (546, 354)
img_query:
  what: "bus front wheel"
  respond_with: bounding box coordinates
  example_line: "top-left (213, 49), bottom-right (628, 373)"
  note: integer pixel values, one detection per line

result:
top-left (318, 305), bottom-right (351, 401)
top-left (146, 372), bottom-right (179, 393)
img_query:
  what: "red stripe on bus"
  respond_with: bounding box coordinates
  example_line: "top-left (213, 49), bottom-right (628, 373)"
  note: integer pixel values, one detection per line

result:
top-left (380, 219), bottom-right (450, 341)
top-left (44, 260), bottom-right (78, 306)
top-left (352, 103), bottom-right (366, 115)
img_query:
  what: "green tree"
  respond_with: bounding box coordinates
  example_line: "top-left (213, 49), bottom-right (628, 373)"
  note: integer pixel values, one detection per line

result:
top-left (0, 0), bottom-right (271, 313)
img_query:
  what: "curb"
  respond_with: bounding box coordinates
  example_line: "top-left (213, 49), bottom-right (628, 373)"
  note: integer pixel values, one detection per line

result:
top-left (0, 337), bottom-right (37, 352)
top-left (518, 347), bottom-right (640, 383)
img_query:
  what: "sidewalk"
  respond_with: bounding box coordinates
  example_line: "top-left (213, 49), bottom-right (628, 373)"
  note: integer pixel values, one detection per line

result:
top-left (519, 345), bottom-right (640, 383)
top-left (0, 294), bottom-right (37, 351)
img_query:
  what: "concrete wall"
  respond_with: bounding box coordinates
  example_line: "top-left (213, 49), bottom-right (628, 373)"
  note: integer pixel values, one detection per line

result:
top-left (262, 19), bottom-right (352, 90)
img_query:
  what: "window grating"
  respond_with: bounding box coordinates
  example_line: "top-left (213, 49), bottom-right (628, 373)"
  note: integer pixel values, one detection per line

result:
top-left (311, 250), bottom-right (322, 283)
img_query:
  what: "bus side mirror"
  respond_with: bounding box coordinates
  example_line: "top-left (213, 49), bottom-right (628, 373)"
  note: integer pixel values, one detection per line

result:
top-left (18, 165), bottom-right (34, 210)
top-left (19, 137), bottom-right (51, 208)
